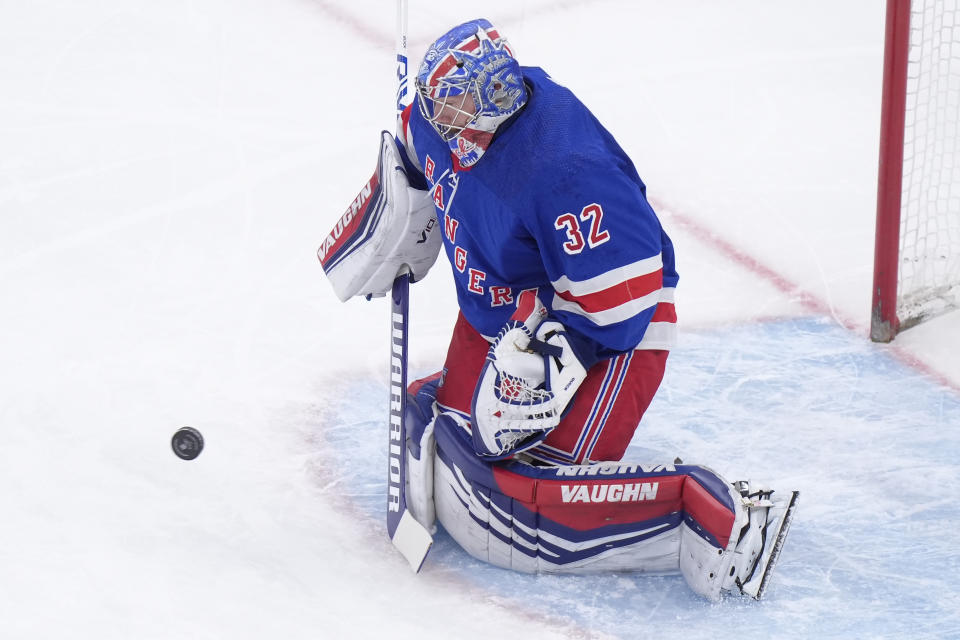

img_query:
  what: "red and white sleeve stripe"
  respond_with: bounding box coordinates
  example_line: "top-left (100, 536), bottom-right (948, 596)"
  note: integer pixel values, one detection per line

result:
top-left (634, 287), bottom-right (676, 350)
top-left (550, 256), bottom-right (677, 350)
top-left (396, 104), bottom-right (423, 174)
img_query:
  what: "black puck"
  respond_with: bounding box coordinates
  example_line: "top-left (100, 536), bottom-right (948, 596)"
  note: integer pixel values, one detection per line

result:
top-left (172, 427), bottom-right (204, 460)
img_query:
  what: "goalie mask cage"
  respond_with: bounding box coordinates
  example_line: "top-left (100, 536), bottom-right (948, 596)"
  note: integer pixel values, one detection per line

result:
top-left (872, 0), bottom-right (960, 342)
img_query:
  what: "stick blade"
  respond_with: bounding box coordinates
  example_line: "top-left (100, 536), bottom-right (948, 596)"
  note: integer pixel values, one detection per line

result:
top-left (391, 510), bottom-right (434, 572)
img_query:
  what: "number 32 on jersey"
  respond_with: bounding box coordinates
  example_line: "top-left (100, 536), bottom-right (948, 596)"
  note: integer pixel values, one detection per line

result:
top-left (554, 203), bottom-right (611, 255)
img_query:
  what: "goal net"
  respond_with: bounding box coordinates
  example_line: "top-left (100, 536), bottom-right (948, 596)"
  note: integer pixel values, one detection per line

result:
top-left (872, 0), bottom-right (960, 342)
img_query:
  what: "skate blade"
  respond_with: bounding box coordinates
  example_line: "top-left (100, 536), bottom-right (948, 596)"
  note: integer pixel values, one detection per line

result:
top-left (740, 490), bottom-right (799, 600)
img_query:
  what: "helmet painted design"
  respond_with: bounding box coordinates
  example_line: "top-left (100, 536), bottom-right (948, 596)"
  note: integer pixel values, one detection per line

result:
top-left (416, 19), bottom-right (527, 169)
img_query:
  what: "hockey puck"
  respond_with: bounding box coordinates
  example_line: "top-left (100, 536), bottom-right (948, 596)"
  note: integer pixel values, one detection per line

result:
top-left (172, 427), bottom-right (204, 460)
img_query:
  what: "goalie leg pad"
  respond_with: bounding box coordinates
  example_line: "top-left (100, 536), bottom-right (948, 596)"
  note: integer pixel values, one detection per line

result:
top-left (403, 374), bottom-right (443, 533)
top-left (432, 415), bottom-right (741, 579)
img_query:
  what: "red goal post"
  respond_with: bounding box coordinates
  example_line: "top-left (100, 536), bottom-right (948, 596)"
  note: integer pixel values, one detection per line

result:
top-left (872, 0), bottom-right (960, 342)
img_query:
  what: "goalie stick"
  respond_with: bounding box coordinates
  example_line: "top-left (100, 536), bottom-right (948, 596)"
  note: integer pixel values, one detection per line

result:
top-left (385, 0), bottom-right (433, 572)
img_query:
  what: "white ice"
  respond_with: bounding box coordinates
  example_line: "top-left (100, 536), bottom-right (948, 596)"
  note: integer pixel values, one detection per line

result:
top-left (1, 1), bottom-right (958, 638)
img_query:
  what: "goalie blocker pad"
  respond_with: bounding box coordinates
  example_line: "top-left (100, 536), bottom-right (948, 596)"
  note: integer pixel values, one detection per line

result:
top-left (431, 413), bottom-right (754, 601)
top-left (318, 131), bottom-right (441, 301)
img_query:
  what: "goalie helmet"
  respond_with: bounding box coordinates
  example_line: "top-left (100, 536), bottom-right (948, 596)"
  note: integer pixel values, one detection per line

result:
top-left (415, 18), bottom-right (527, 169)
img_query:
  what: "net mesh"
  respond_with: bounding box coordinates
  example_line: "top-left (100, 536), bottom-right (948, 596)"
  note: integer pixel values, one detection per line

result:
top-left (898, 0), bottom-right (960, 326)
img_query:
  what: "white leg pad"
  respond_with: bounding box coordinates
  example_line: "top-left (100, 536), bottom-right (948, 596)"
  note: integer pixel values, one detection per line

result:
top-left (679, 521), bottom-right (737, 601)
top-left (405, 416), bottom-right (437, 533)
top-left (428, 415), bottom-right (797, 599)
top-left (433, 427), bottom-right (683, 575)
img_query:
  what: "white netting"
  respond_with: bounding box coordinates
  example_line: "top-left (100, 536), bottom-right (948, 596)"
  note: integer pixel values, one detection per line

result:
top-left (898, 0), bottom-right (960, 326)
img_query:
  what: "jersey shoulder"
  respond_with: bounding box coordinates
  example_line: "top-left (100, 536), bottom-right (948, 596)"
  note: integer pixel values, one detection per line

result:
top-left (494, 68), bottom-right (643, 196)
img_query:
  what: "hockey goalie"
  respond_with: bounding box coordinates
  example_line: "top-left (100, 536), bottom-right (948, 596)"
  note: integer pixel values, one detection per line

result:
top-left (318, 18), bottom-right (798, 601)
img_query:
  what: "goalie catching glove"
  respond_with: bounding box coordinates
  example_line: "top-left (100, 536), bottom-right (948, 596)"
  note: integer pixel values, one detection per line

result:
top-left (317, 131), bottom-right (441, 301)
top-left (471, 292), bottom-right (588, 459)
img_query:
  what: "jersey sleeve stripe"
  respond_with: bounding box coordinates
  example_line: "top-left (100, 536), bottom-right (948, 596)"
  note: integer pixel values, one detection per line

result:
top-left (553, 269), bottom-right (663, 313)
top-left (636, 288), bottom-right (677, 349)
top-left (651, 301), bottom-right (677, 324)
top-left (551, 255), bottom-right (662, 298)
top-left (397, 104), bottom-right (423, 174)
top-left (401, 103), bottom-right (414, 138)
top-left (551, 286), bottom-right (677, 350)
top-left (550, 290), bottom-right (660, 326)
top-left (634, 321), bottom-right (677, 350)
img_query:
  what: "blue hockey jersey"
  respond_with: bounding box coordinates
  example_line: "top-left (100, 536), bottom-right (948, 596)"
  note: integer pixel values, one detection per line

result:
top-left (398, 67), bottom-right (677, 367)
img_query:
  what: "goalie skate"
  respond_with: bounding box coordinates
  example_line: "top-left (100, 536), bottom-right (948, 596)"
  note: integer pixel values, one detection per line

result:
top-left (723, 483), bottom-right (799, 600)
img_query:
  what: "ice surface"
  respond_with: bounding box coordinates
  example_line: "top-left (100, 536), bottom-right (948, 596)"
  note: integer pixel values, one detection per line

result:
top-left (1, 0), bottom-right (959, 638)
top-left (319, 318), bottom-right (960, 639)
